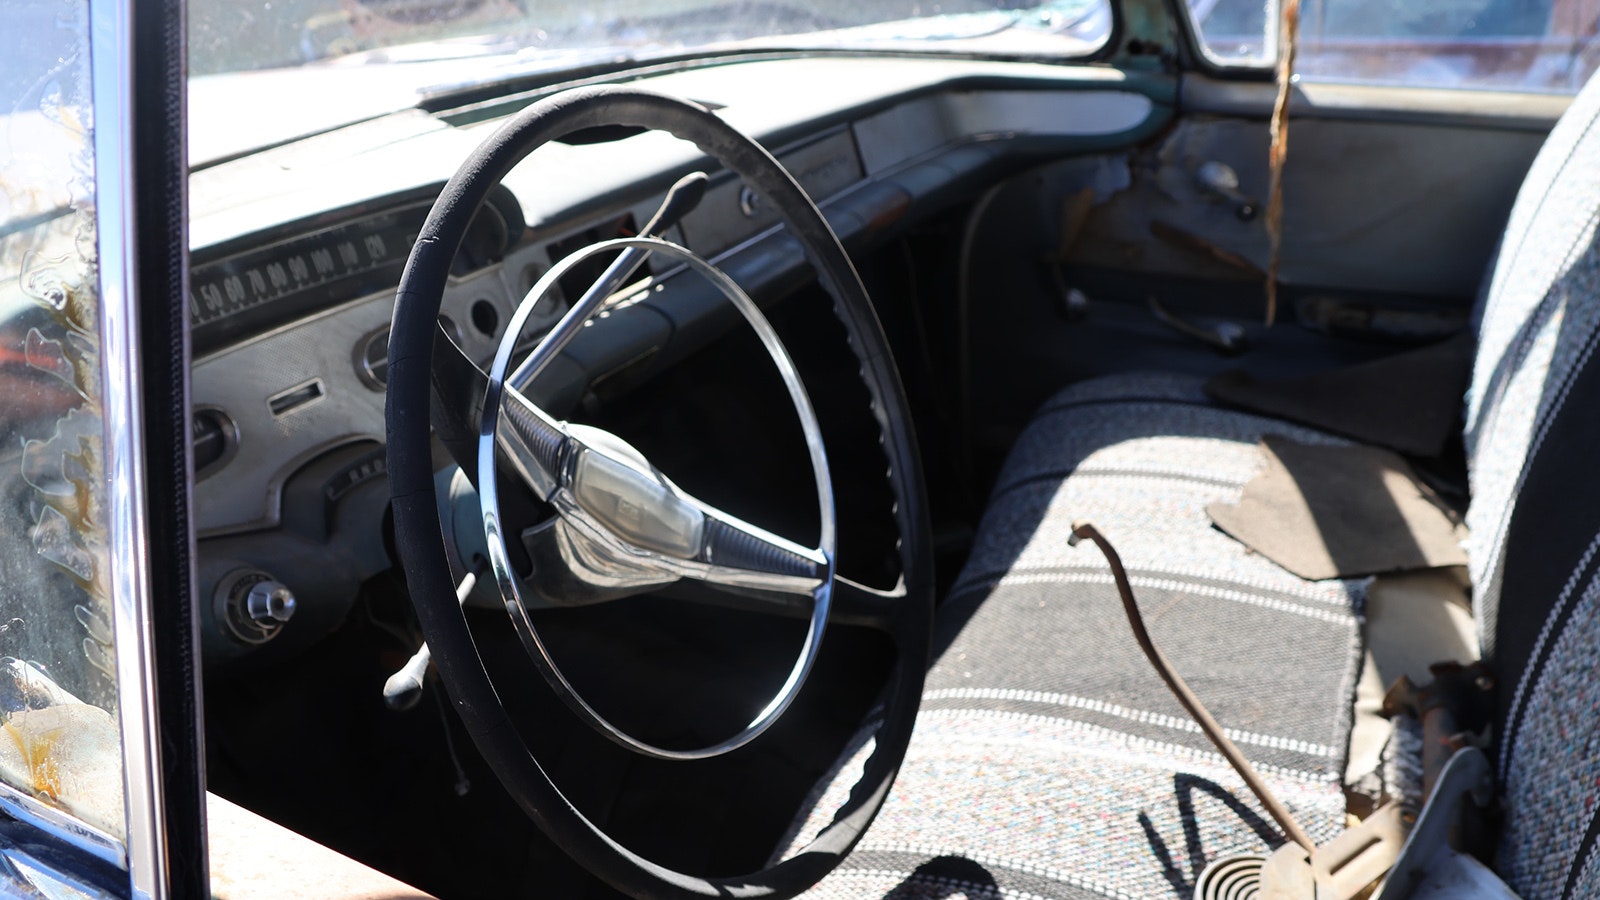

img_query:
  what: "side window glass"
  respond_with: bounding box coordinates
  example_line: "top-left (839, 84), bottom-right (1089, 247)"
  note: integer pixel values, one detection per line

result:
top-left (1189, 0), bottom-right (1275, 66)
top-left (1188, 0), bottom-right (1600, 91)
top-left (1, 0), bottom-right (129, 860)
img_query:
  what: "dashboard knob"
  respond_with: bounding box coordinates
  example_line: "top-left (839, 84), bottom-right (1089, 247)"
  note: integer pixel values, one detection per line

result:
top-left (355, 327), bottom-right (390, 391)
top-left (245, 580), bottom-right (297, 624)
top-left (192, 407), bottom-right (237, 476)
top-left (215, 568), bottom-right (296, 644)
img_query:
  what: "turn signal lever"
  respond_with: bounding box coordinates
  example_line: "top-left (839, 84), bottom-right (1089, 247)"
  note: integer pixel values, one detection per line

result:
top-left (508, 169), bottom-right (707, 389)
top-left (383, 567), bottom-right (480, 711)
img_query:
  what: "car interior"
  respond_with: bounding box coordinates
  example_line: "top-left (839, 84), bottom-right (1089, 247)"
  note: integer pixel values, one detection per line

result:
top-left (193, 12), bottom-right (1600, 900)
top-left (8, 0), bottom-right (1600, 893)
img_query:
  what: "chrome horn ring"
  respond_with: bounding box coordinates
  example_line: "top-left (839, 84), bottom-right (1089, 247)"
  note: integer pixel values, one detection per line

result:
top-left (479, 236), bottom-right (836, 760)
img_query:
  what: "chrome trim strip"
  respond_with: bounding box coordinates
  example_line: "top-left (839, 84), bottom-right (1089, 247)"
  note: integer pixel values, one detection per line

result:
top-left (90, 0), bottom-right (170, 892)
top-left (0, 827), bottom-right (123, 899)
top-left (0, 782), bottom-right (126, 870)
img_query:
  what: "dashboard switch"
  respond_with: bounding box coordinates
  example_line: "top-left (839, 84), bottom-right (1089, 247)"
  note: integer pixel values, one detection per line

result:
top-left (267, 377), bottom-right (326, 417)
top-left (192, 407), bottom-right (237, 476)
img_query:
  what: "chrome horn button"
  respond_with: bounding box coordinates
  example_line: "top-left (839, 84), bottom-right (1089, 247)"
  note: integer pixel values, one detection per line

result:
top-left (565, 425), bottom-right (706, 559)
top-left (477, 233), bottom-right (835, 760)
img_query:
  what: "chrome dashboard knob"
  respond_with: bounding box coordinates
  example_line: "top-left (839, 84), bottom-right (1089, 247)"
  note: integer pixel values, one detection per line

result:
top-left (245, 580), bottom-right (297, 624)
top-left (215, 568), bottom-right (296, 645)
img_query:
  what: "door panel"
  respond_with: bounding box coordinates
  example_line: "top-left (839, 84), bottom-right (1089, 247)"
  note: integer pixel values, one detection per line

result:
top-left (1074, 79), bottom-right (1558, 297)
top-left (960, 76), bottom-right (1559, 467)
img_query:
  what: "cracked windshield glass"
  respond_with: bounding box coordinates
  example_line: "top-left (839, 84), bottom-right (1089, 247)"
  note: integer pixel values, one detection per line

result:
top-left (1, 0), bottom-right (126, 845)
top-left (188, 0), bottom-right (1110, 160)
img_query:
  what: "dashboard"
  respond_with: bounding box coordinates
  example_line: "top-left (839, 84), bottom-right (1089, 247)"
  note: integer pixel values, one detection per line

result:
top-left (186, 55), bottom-right (1164, 663)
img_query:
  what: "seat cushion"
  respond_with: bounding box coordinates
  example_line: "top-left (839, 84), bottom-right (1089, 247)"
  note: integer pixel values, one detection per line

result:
top-left (1465, 63), bottom-right (1600, 662)
top-left (790, 372), bottom-right (1368, 898)
top-left (1458, 70), bottom-right (1600, 899)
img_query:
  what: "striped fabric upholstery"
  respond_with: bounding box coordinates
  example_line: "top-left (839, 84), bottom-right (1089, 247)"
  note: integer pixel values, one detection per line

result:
top-left (789, 73), bottom-right (1600, 900)
top-left (1464, 74), bottom-right (1600, 899)
top-left (791, 373), bottom-right (1365, 898)
top-left (1464, 67), bottom-right (1600, 656)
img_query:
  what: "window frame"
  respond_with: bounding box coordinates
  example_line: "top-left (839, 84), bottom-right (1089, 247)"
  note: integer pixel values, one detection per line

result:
top-left (0, 0), bottom-right (202, 893)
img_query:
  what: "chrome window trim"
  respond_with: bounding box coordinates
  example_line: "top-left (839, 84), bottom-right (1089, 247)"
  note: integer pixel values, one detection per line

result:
top-left (90, 0), bottom-right (172, 893)
top-left (0, 825), bottom-right (124, 898)
top-left (0, 783), bottom-right (126, 870)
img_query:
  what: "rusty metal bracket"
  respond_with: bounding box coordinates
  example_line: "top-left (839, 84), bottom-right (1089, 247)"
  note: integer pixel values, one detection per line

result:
top-left (1259, 802), bottom-right (1414, 899)
top-left (1381, 661), bottom-right (1495, 799)
top-left (1373, 746), bottom-right (1496, 900)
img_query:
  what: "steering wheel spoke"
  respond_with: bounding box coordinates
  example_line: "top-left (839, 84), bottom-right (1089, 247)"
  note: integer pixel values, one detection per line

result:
top-left (697, 509), bottom-right (827, 595)
top-left (496, 383), bottom-right (569, 501)
top-left (498, 391), bottom-right (830, 608)
top-left (829, 575), bottom-right (906, 631)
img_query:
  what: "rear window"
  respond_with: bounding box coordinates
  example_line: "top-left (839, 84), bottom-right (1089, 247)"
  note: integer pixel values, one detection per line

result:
top-left (1188, 0), bottom-right (1600, 92)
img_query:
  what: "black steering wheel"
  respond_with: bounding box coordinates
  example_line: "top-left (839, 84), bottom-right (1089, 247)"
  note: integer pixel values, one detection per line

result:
top-left (386, 85), bottom-right (932, 898)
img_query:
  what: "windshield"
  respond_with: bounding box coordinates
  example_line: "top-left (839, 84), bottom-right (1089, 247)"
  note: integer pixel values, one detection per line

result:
top-left (188, 0), bottom-right (1110, 157)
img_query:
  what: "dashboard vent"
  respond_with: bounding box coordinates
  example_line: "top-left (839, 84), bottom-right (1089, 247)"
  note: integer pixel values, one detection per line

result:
top-left (431, 85), bottom-right (724, 129)
top-left (555, 124), bottom-right (649, 145)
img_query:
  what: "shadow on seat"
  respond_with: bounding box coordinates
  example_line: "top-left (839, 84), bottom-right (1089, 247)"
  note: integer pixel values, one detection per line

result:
top-left (884, 856), bottom-right (1002, 899)
top-left (1140, 774), bottom-right (1285, 896)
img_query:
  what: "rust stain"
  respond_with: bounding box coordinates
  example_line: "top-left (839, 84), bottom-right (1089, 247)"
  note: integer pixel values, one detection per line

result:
top-left (1265, 0), bottom-right (1302, 326)
top-left (3, 717), bottom-right (63, 800)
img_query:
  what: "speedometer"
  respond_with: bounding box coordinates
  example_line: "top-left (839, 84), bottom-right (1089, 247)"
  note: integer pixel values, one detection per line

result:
top-left (189, 185), bottom-right (520, 356)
